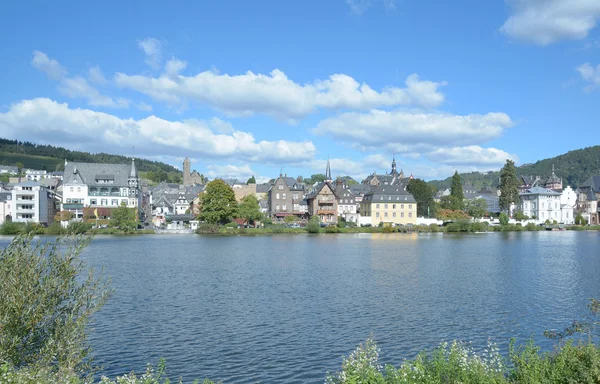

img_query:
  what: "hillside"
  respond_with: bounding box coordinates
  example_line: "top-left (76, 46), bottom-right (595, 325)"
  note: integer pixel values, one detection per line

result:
top-left (0, 138), bottom-right (181, 175)
top-left (428, 145), bottom-right (600, 191)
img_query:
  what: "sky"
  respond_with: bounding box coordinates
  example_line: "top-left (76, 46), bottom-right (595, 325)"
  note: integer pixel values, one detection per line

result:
top-left (0, 0), bottom-right (599, 183)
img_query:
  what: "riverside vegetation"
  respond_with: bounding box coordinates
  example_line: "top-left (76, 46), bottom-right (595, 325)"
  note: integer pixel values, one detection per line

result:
top-left (2, 234), bottom-right (600, 383)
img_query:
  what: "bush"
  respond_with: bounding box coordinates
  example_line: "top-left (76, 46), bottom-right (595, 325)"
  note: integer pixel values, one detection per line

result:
top-left (325, 226), bottom-right (340, 233)
top-left (67, 221), bottom-right (92, 235)
top-left (197, 223), bottom-right (219, 234)
top-left (307, 216), bottom-right (321, 233)
top-left (525, 222), bottom-right (540, 231)
top-left (46, 222), bottom-right (65, 235)
top-left (0, 235), bottom-right (110, 377)
top-left (223, 222), bottom-right (238, 229)
top-left (499, 212), bottom-right (509, 226)
top-left (575, 214), bottom-right (588, 226)
top-left (0, 221), bottom-right (22, 235)
top-left (381, 225), bottom-right (396, 233)
top-left (429, 223), bottom-right (441, 232)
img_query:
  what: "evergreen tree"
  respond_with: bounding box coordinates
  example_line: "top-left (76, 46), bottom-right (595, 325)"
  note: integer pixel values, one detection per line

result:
top-left (246, 175), bottom-right (256, 184)
top-left (499, 159), bottom-right (519, 212)
top-left (407, 178), bottom-right (436, 217)
top-left (450, 171), bottom-right (464, 210)
top-left (198, 180), bottom-right (238, 224)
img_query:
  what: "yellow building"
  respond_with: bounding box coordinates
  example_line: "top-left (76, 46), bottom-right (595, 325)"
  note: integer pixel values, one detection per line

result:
top-left (360, 180), bottom-right (417, 226)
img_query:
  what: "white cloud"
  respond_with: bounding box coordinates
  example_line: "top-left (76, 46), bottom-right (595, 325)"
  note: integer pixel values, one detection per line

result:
top-left (114, 68), bottom-right (446, 120)
top-left (138, 37), bottom-right (163, 69)
top-left (313, 109), bottom-right (514, 150)
top-left (500, 0), bottom-right (600, 45)
top-left (425, 146), bottom-right (518, 167)
top-left (0, 98), bottom-right (316, 164)
top-left (206, 164), bottom-right (256, 181)
top-left (576, 62), bottom-right (600, 91)
top-left (88, 66), bottom-right (108, 85)
top-left (31, 51), bottom-right (130, 109)
top-left (347, 0), bottom-right (396, 15)
top-left (31, 51), bottom-right (67, 80)
top-left (136, 101), bottom-right (153, 111)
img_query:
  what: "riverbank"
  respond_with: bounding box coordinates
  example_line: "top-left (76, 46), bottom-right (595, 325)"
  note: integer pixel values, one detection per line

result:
top-left (0, 221), bottom-right (155, 236)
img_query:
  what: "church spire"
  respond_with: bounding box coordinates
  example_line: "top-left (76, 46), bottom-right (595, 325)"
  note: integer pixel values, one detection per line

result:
top-left (325, 158), bottom-right (332, 182)
top-left (391, 153), bottom-right (397, 175)
top-left (129, 157), bottom-right (137, 178)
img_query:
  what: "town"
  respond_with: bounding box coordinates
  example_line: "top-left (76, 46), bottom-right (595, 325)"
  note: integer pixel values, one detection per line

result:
top-left (1, 154), bottom-right (598, 232)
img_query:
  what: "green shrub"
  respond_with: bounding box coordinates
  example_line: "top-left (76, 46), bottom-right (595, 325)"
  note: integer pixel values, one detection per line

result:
top-left (575, 214), bottom-right (588, 226)
top-left (223, 222), bottom-right (238, 229)
top-left (197, 223), bottom-right (219, 234)
top-left (499, 212), bottom-right (509, 226)
top-left (381, 225), bottom-right (396, 233)
top-left (525, 222), bottom-right (540, 231)
top-left (307, 216), bottom-right (321, 233)
top-left (325, 226), bottom-right (340, 233)
top-left (429, 223), bottom-right (440, 232)
top-left (46, 222), bottom-right (65, 235)
top-left (0, 221), bottom-right (22, 235)
top-left (67, 221), bottom-right (92, 235)
top-left (0, 235), bottom-right (110, 377)
top-left (23, 222), bottom-right (44, 235)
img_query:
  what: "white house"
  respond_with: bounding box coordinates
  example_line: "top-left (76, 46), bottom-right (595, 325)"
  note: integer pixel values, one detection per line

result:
top-left (9, 181), bottom-right (54, 224)
top-left (334, 180), bottom-right (358, 223)
top-left (61, 159), bottom-right (141, 219)
top-left (0, 192), bottom-right (11, 225)
top-left (520, 187), bottom-right (563, 224)
top-left (25, 169), bottom-right (49, 181)
top-left (560, 186), bottom-right (577, 225)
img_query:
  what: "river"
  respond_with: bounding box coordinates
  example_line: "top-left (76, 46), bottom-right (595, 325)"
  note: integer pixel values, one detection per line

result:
top-left (1, 231), bottom-right (599, 383)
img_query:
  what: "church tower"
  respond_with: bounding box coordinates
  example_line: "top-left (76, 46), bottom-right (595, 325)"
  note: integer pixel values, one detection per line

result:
top-left (325, 159), bottom-right (332, 182)
top-left (183, 157), bottom-right (191, 186)
top-left (128, 158), bottom-right (139, 195)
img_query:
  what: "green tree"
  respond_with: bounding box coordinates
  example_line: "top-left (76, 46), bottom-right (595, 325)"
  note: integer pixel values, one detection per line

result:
top-left (0, 235), bottom-right (110, 375)
top-left (514, 211), bottom-right (529, 221)
top-left (111, 203), bottom-right (137, 231)
top-left (575, 214), bottom-right (587, 226)
top-left (284, 215), bottom-right (297, 223)
top-left (198, 180), bottom-right (238, 224)
top-left (307, 215), bottom-right (321, 233)
top-left (499, 159), bottom-right (519, 213)
top-left (407, 178), bottom-right (436, 217)
top-left (237, 194), bottom-right (262, 226)
top-left (499, 212), bottom-right (509, 226)
top-left (465, 198), bottom-right (488, 218)
top-left (450, 171), bottom-right (465, 210)
top-left (15, 162), bottom-right (24, 174)
top-left (246, 175), bottom-right (256, 184)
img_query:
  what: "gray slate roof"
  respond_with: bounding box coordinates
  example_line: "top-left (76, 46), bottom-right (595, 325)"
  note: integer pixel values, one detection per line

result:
top-left (0, 192), bottom-right (11, 202)
top-left (520, 187), bottom-right (561, 196)
top-left (64, 162), bottom-right (135, 187)
top-left (580, 176), bottom-right (600, 193)
top-left (256, 183), bottom-right (272, 193)
top-left (363, 181), bottom-right (416, 203)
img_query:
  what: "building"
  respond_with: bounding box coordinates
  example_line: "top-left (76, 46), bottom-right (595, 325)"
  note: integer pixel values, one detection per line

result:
top-left (269, 174), bottom-right (306, 219)
top-left (221, 179), bottom-right (257, 202)
top-left (61, 159), bottom-right (141, 219)
top-left (334, 179), bottom-right (358, 223)
top-left (577, 175), bottom-right (600, 225)
top-left (519, 187), bottom-right (562, 223)
top-left (25, 169), bottom-right (49, 181)
top-left (0, 191), bottom-right (11, 225)
top-left (183, 157), bottom-right (205, 186)
top-left (560, 186), bottom-right (577, 225)
top-left (9, 181), bottom-right (55, 224)
top-left (360, 178), bottom-right (417, 226)
top-left (0, 165), bottom-right (18, 175)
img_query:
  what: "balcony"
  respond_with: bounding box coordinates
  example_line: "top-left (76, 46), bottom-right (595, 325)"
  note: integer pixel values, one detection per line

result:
top-left (63, 203), bottom-right (84, 210)
top-left (317, 209), bottom-right (336, 215)
top-left (89, 191), bottom-right (122, 197)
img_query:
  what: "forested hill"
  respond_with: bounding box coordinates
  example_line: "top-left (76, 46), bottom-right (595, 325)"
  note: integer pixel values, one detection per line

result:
top-left (0, 138), bottom-right (180, 174)
top-left (428, 145), bottom-right (600, 191)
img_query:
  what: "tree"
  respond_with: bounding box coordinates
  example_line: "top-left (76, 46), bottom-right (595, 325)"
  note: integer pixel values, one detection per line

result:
top-left (465, 198), bottom-right (488, 218)
top-left (246, 175), bottom-right (256, 184)
top-left (0, 235), bottom-right (110, 374)
top-left (198, 179), bottom-right (238, 224)
top-left (499, 159), bottom-right (519, 213)
top-left (237, 194), bottom-right (262, 226)
top-left (499, 212), bottom-right (509, 226)
top-left (284, 215), bottom-right (297, 223)
top-left (307, 215), bottom-right (321, 233)
top-left (450, 171), bottom-right (464, 210)
top-left (54, 210), bottom-right (74, 222)
top-left (15, 162), bottom-right (24, 175)
top-left (575, 214), bottom-right (587, 226)
top-left (407, 178), bottom-right (436, 217)
top-left (111, 203), bottom-right (137, 231)
top-left (513, 211), bottom-right (529, 221)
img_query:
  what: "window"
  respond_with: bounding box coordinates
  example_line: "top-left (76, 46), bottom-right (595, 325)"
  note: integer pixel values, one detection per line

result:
top-left (376, 212), bottom-right (380, 218)
top-left (278, 185), bottom-right (283, 190)
top-left (384, 204), bottom-right (388, 209)
top-left (111, 199), bottom-right (118, 206)
top-left (401, 212), bottom-right (404, 218)
top-left (393, 212), bottom-right (396, 218)
top-left (283, 193), bottom-right (286, 199)
top-left (293, 193), bottom-right (298, 200)
top-left (90, 199), bottom-right (97, 205)
top-left (77, 187), bottom-right (81, 192)
top-left (542, 202), bottom-right (544, 208)
top-left (70, 187), bottom-right (73, 192)
top-left (282, 204), bottom-right (287, 210)
top-left (101, 199), bottom-right (107, 206)
top-left (376, 204), bottom-right (380, 209)
top-left (384, 212), bottom-right (388, 218)
top-left (393, 204), bottom-right (396, 209)
top-left (409, 204), bottom-right (412, 209)
top-left (276, 205), bottom-right (280, 211)
top-left (276, 193), bottom-right (280, 199)
top-left (401, 204), bottom-right (404, 209)
top-left (409, 212), bottom-right (412, 218)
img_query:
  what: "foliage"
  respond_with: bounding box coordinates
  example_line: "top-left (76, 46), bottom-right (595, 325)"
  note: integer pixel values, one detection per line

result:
top-left (325, 226), bottom-right (340, 233)
top-left (46, 222), bottom-right (66, 235)
top-left (499, 160), bottom-right (519, 212)
top-left (196, 223), bottom-right (220, 234)
top-left (55, 210), bottom-right (74, 222)
top-left (407, 178), bottom-right (436, 217)
top-left (576, 214), bottom-right (588, 226)
top-left (465, 198), bottom-right (488, 218)
top-left (246, 175), bottom-right (256, 184)
top-left (446, 220), bottom-right (489, 232)
top-left (513, 211), bottom-right (529, 221)
top-left (337, 216), bottom-right (346, 228)
top-left (284, 215), bottom-right (297, 223)
top-left (437, 209), bottom-right (471, 221)
top-left (237, 194), bottom-right (262, 225)
top-left (307, 216), bottom-right (321, 233)
top-left (499, 212), bottom-right (509, 226)
top-left (382, 225), bottom-right (396, 233)
top-left (450, 171), bottom-right (465, 210)
top-left (67, 221), bottom-right (93, 235)
top-left (0, 235), bottom-right (110, 378)
top-left (198, 180), bottom-right (238, 224)
top-left (304, 174), bottom-right (326, 185)
top-left (111, 203), bottom-right (137, 232)
top-left (0, 221), bottom-right (22, 235)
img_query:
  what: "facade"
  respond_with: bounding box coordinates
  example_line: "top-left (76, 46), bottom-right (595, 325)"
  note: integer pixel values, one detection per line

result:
top-left (306, 182), bottom-right (338, 224)
top-left (25, 169), bottom-right (49, 181)
top-left (0, 165), bottom-right (18, 175)
top-left (360, 179), bottom-right (418, 226)
top-left (577, 175), bottom-right (600, 225)
top-left (560, 186), bottom-right (577, 225)
top-left (183, 157), bottom-right (205, 186)
top-left (0, 192), bottom-right (11, 224)
top-left (9, 181), bottom-right (54, 224)
top-left (519, 187), bottom-right (562, 223)
top-left (61, 159), bottom-right (141, 219)
top-left (268, 175), bottom-right (306, 219)
top-left (334, 179), bottom-right (358, 223)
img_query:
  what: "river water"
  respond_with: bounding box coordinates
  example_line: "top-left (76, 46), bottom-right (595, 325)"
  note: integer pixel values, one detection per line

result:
top-left (1, 232), bottom-right (599, 382)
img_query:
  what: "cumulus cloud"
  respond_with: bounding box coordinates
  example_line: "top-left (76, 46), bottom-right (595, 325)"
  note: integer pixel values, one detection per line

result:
top-left (425, 146), bottom-right (518, 167)
top-left (206, 164), bottom-right (258, 181)
top-left (88, 66), bottom-right (108, 85)
top-left (576, 62), bottom-right (600, 91)
top-left (313, 109), bottom-right (514, 151)
top-left (500, 0), bottom-right (600, 45)
top-left (0, 98), bottom-right (316, 164)
top-left (138, 37), bottom-right (163, 69)
top-left (31, 51), bottom-right (129, 109)
top-left (114, 67), bottom-right (446, 121)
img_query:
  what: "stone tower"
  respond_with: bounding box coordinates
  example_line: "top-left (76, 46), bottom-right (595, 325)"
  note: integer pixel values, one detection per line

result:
top-left (183, 157), bottom-right (191, 186)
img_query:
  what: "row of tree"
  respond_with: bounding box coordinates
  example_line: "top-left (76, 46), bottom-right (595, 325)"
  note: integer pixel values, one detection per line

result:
top-left (197, 180), bottom-right (262, 225)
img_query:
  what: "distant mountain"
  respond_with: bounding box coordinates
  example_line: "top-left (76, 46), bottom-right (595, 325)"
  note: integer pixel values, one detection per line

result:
top-left (0, 138), bottom-right (180, 174)
top-left (428, 145), bottom-right (600, 191)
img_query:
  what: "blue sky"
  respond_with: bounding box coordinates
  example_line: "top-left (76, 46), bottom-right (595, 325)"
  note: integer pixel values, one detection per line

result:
top-left (0, 0), bottom-right (599, 183)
